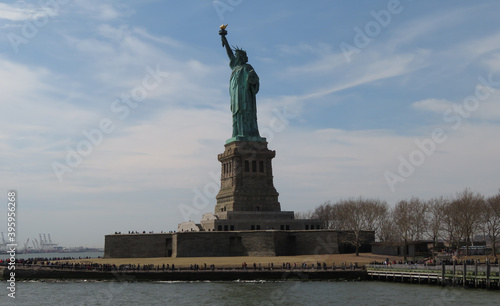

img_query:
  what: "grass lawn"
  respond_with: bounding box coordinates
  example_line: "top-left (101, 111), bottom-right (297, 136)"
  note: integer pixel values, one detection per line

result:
top-left (62, 253), bottom-right (403, 268)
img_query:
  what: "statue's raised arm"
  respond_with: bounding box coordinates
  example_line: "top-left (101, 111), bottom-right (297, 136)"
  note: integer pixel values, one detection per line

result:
top-left (219, 24), bottom-right (234, 61)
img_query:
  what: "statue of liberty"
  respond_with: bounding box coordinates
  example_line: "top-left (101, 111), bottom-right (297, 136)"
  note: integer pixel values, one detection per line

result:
top-left (219, 25), bottom-right (266, 143)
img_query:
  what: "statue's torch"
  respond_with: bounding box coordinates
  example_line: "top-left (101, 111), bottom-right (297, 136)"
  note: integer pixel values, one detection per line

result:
top-left (219, 24), bottom-right (228, 47)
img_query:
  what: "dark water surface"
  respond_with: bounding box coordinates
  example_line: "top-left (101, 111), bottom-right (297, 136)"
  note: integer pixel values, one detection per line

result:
top-left (1, 280), bottom-right (498, 306)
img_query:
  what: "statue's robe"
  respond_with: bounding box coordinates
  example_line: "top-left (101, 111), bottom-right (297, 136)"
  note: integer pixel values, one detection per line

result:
top-left (229, 60), bottom-right (261, 139)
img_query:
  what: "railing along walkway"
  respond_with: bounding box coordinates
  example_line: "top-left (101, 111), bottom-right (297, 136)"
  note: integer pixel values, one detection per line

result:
top-left (366, 262), bottom-right (500, 289)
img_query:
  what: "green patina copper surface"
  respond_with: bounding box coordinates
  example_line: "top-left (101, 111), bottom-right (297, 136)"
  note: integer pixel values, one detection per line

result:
top-left (220, 26), bottom-right (266, 144)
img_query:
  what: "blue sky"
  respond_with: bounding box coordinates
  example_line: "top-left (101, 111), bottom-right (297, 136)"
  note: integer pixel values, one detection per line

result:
top-left (1, 0), bottom-right (500, 248)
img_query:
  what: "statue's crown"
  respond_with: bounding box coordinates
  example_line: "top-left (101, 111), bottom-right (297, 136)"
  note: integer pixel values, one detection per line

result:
top-left (233, 46), bottom-right (247, 55)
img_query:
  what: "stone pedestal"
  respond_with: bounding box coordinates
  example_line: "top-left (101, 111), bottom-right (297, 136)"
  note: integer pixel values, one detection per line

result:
top-left (215, 141), bottom-right (280, 214)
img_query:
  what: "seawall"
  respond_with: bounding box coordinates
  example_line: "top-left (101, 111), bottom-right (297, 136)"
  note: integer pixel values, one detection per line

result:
top-left (2, 267), bottom-right (367, 282)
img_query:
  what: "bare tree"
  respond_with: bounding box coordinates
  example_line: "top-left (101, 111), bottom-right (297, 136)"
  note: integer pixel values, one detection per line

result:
top-left (426, 196), bottom-right (448, 255)
top-left (310, 201), bottom-right (335, 229)
top-left (333, 197), bottom-right (387, 256)
top-left (483, 191), bottom-right (500, 257)
top-left (392, 200), bottom-right (411, 261)
top-left (413, 198), bottom-right (428, 241)
top-left (328, 203), bottom-right (344, 231)
top-left (490, 191), bottom-right (500, 218)
top-left (305, 188), bottom-right (496, 258)
top-left (442, 200), bottom-right (463, 251)
top-left (447, 188), bottom-right (484, 256)
top-left (392, 197), bottom-right (428, 261)
top-left (294, 210), bottom-right (314, 220)
top-left (367, 201), bottom-right (389, 241)
top-left (378, 212), bottom-right (398, 242)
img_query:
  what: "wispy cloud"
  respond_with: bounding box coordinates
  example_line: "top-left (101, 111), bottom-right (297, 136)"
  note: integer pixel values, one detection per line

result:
top-left (412, 88), bottom-right (500, 121)
top-left (412, 98), bottom-right (453, 113)
top-left (284, 50), bottom-right (428, 102)
top-left (0, 3), bottom-right (56, 21)
top-left (386, 6), bottom-right (471, 50)
top-left (73, 0), bottom-right (133, 21)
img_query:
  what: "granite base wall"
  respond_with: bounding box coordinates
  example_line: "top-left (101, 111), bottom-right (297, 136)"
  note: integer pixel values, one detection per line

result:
top-left (104, 230), bottom-right (373, 258)
top-left (104, 233), bottom-right (173, 258)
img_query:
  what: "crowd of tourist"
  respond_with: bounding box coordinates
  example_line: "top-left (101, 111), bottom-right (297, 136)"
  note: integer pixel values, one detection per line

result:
top-left (113, 231), bottom-right (176, 234)
top-left (370, 257), bottom-right (499, 266)
top-left (1, 258), bottom-right (363, 272)
top-left (0, 256), bottom-right (95, 267)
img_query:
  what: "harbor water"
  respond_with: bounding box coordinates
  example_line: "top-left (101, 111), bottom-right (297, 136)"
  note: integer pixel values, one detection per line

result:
top-left (1, 252), bottom-right (498, 305)
top-left (2, 278), bottom-right (498, 305)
